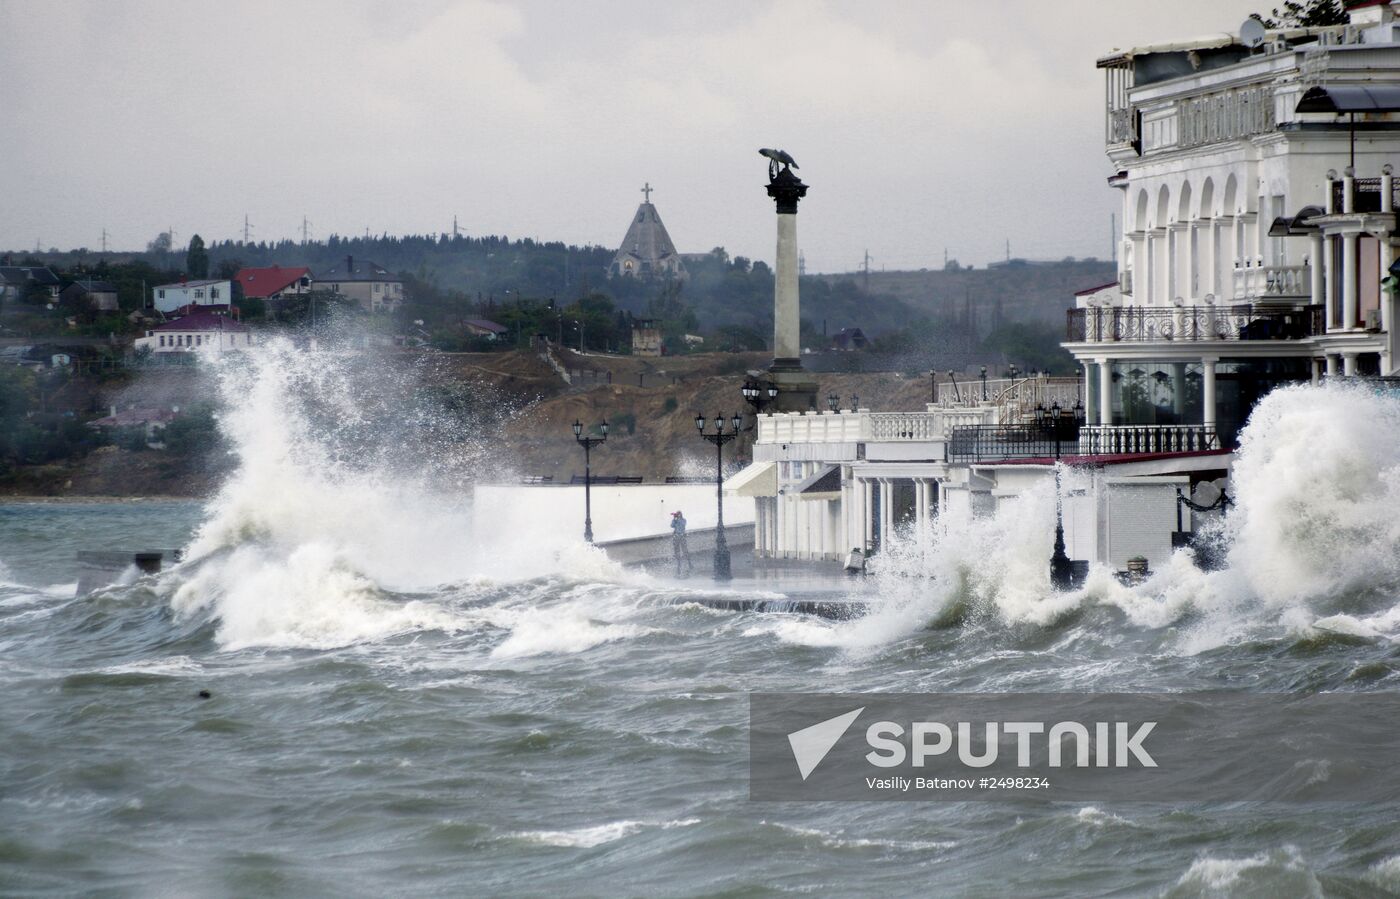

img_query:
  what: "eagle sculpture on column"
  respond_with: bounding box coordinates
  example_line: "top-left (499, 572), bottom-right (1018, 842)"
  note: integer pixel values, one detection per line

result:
top-left (759, 148), bottom-right (799, 180)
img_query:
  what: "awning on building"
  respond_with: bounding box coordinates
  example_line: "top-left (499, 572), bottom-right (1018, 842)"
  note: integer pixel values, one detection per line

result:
top-left (1297, 84), bottom-right (1400, 114)
top-left (724, 461), bottom-right (777, 497)
top-left (1269, 205), bottom-right (1325, 236)
top-left (787, 464), bottom-right (841, 501)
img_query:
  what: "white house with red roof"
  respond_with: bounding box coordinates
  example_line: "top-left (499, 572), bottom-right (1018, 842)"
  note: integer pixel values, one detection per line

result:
top-left (234, 265), bottom-right (312, 302)
top-left (134, 311), bottom-right (254, 354)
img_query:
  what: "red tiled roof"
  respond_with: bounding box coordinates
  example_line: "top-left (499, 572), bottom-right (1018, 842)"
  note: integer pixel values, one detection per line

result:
top-left (153, 311), bottom-right (249, 333)
top-left (234, 265), bottom-right (311, 299)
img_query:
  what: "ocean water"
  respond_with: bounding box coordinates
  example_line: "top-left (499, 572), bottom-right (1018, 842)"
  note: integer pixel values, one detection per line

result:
top-left (4, 344), bottom-right (1400, 897)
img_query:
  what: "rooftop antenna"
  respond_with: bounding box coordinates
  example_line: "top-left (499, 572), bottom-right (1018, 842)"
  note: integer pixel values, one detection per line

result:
top-left (1240, 17), bottom-right (1267, 51)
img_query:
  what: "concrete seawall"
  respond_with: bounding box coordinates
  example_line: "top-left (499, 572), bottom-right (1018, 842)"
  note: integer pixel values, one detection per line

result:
top-left (597, 524), bottom-right (755, 573)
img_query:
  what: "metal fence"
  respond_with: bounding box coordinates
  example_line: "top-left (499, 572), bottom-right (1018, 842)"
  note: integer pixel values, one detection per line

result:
top-left (946, 422), bottom-right (1082, 463)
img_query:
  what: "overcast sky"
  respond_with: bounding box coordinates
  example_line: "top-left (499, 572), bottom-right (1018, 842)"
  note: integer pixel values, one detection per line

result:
top-left (0, 0), bottom-right (1268, 272)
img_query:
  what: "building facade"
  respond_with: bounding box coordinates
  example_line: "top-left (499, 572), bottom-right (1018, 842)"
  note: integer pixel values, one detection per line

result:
top-left (135, 311), bottom-right (253, 354)
top-left (234, 265), bottom-right (312, 303)
top-left (316, 256), bottom-right (403, 312)
top-left (1066, 3), bottom-right (1400, 454)
top-left (153, 279), bottom-right (232, 314)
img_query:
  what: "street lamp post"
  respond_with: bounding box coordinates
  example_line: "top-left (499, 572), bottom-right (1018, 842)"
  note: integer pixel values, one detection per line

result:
top-left (695, 411), bottom-right (744, 581)
top-left (980, 365), bottom-right (988, 401)
top-left (827, 392), bottom-right (840, 412)
top-left (741, 378), bottom-right (781, 414)
top-left (572, 418), bottom-right (608, 543)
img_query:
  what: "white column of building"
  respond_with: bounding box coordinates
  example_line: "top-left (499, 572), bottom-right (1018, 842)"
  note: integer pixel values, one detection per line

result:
top-left (856, 478), bottom-right (868, 548)
top-left (1202, 358), bottom-right (1218, 431)
top-left (1343, 353), bottom-right (1359, 377)
top-left (1130, 233), bottom-right (1146, 299)
top-left (879, 479), bottom-right (893, 545)
top-left (1187, 222), bottom-right (1199, 299)
top-left (821, 500), bottom-right (834, 560)
top-left (1343, 233), bottom-right (1359, 331)
top-left (1309, 232), bottom-right (1326, 309)
top-left (1166, 225), bottom-right (1179, 301)
top-left (1155, 229), bottom-right (1170, 304)
top-left (1206, 219), bottom-right (1221, 298)
top-left (839, 472), bottom-right (851, 554)
top-left (1098, 358), bottom-right (1113, 426)
top-left (754, 500), bottom-right (766, 556)
top-left (1082, 362), bottom-right (1096, 424)
top-left (1326, 355), bottom-right (1339, 377)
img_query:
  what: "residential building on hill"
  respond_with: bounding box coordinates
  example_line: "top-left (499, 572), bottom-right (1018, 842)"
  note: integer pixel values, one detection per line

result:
top-left (134, 310), bottom-right (253, 354)
top-left (234, 265), bottom-right (312, 302)
top-left (631, 319), bottom-right (662, 356)
top-left (317, 256), bottom-right (403, 311)
top-left (0, 266), bottom-right (60, 304)
top-left (60, 280), bottom-right (119, 312)
top-left (152, 279), bottom-right (231, 314)
top-left (464, 319), bottom-right (508, 339)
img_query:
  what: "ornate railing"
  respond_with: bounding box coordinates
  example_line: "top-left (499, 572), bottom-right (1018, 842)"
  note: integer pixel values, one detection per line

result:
top-left (1232, 264), bottom-right (1310, 300)
top-left (1331, 178), bottom-right (1400, 214)
top-left (947, 422), bottom-right (1082, 463)
top-left (1066, 304), bottom-right (1322, 343)
top-left (1077, 425), bottom-right (1220, 455)
top-left (757, 407), bottom-right (997, 445)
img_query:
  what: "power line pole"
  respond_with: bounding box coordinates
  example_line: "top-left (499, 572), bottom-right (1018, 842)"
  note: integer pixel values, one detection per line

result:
top-left (101, 229), bottom-right (108, 253)
top-left (301, 216), bottom-right (312, 245)
top-left (861, 249), bottom-right (872, 292)
top-left (242, 215), bottom-right (253, 244)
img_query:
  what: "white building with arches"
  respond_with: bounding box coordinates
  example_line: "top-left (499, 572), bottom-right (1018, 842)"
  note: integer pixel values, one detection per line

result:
top-left (1068, 1), bottom-right (1400, 452)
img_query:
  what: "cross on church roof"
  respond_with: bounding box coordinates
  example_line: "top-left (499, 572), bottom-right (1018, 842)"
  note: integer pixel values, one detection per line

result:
top-left (641, 182), bottom-right (652, 204)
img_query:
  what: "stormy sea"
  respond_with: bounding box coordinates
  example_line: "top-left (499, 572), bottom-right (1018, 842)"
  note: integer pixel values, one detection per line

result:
top-left (4, 343), bottom-right (1400, 897)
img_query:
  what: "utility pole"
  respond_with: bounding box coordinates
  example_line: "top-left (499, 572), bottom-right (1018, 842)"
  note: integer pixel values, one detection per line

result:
top-left (301, 216), bottom-right (311, 245)
top-left (101, 228), bottom-right (109, 253)
top-left (242, 215), bottom-right (253, 244)
top-left (453, 215), bottom-right (459, 238)
top-left (861, 249), bottom-right (872, 292)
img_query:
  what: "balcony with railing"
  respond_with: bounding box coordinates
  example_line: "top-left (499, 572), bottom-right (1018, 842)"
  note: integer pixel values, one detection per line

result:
top-left (1066, 304), bottom-right (1323, 343)
top-left (1077, 424), bottom-right (1220, 456)
top-left (1232, 264), bottom-right (1310, 301)
top-left (756, 407), bottom-right (997, 446)
top-left (1331, 178), bottom-right (1400, 214)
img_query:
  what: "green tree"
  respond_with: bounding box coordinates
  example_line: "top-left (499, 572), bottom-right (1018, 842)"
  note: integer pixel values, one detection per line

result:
top-left (186, 234), bottom-right (209, 278)
top-left (1255, 0), bottom-right (1346, 27)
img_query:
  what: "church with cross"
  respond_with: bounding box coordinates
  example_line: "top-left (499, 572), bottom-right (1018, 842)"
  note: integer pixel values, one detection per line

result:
top-left (608, 182), bottom-right (688, 280)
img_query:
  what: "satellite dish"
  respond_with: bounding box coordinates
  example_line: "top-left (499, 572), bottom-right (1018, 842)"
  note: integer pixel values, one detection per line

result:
top-left (1240, 17), bottom-right (1267, 50)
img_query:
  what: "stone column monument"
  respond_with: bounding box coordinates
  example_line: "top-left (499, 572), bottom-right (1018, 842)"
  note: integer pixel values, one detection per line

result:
top-left (759, 148), bottom-right (819, 412)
